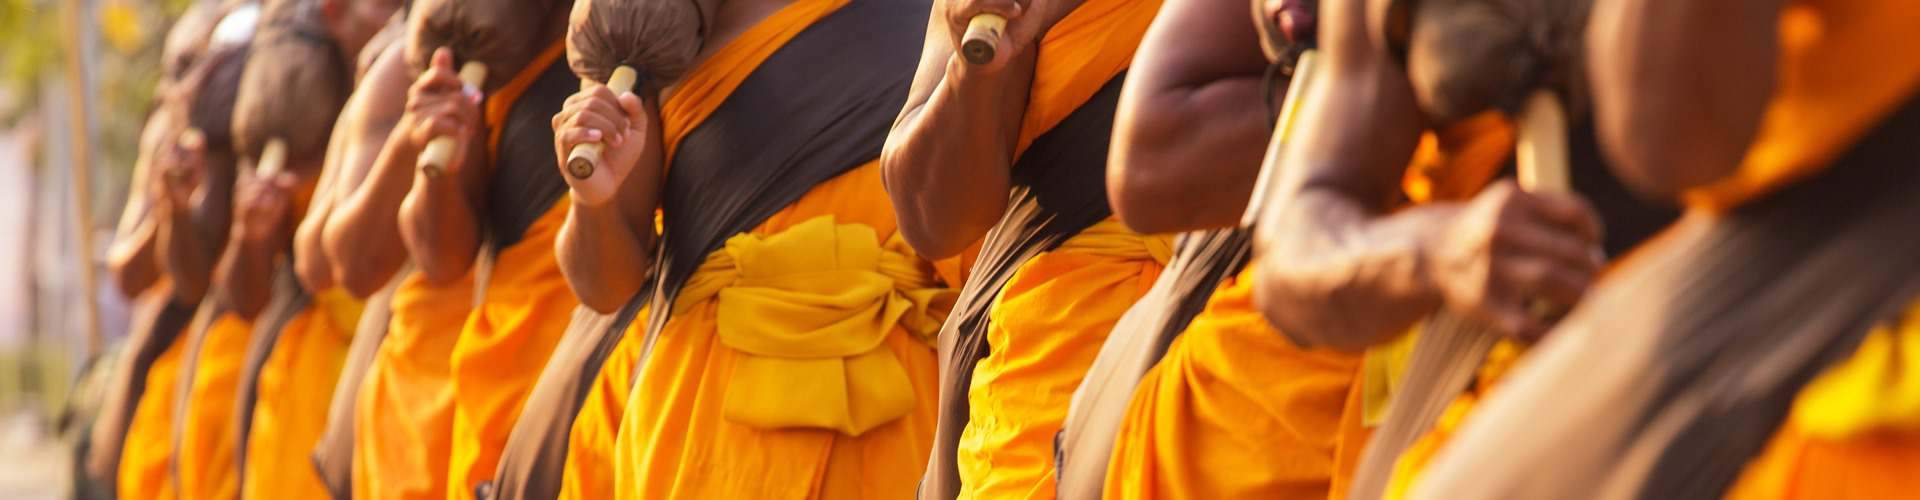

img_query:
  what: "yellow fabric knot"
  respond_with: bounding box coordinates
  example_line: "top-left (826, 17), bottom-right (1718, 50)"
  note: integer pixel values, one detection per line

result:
top-left (1052, 218), bottom-right (1174, 264)
top-left (674, 215), bottom-right (955, 435)
top-left (312, 288), bottom-right (365, 341)
top-left (1789, 300), bottom-right (1920, 438)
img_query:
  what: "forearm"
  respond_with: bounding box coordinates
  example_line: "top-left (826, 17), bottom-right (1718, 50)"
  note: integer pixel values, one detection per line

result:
top-left (1253, 189), bottom-right (1452, 351)
top-left (397, 172), bottom-right (480, 285)
top-left (293, 202), bottom-right (335, 291)
top-left (881, 57), bottom-right (1030, 258)
top-left (108, 214), bottom-right (163, 297)
top-left (1589, 0), bottom-right (1781, 198)
top-left (324, 142), bottom-right (415, 296)
top-left (157, 204), bottom-right (225, 305)
top-left (1110, 75), bottom-right (1275, 232)
top-left (556, 200), bottom-right (654, 313)
top-left (215, 236), bottom-right (280, 319)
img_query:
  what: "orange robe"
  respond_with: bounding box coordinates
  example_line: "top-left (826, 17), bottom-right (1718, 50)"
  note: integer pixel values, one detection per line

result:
top-left (174, 312), bottom-right (254, 500)
top-left (1102, 269), bottom-right (1361, 500)
top-left (444, 42), bottom-right (583, 499)
top-left (354, 271), bottom-right (474, 500)
top-left (241, 289), bottom-right (361, 500)
top-left (609, 2), bottom-right (955, 496)
top-left (953, 0), bottom-right (1164, 498)
top-left (554, 318), bottom-right (644, 500)
top-left (119, 328), bottom-right (188, 500)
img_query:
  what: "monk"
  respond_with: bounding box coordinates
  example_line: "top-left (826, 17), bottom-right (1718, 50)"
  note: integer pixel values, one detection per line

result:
top-left (319, 4), bottom-right (477, 499)
top-left (156, 5), bottom-right (267, 500)
top-left (369, 0), bottom-right (584, 496)
top-left (218, 0), bottom-right (398, 498)
top-left (1231, 0), bottom-right (1689, 496)
top-left (91, 4), bottom-right (232, 498)
top-left (542, 0), bottom-right (951, 497)
top-left (881, 0), bottom-right (1170, 497)
top-left (1395, 0), bottom-right (1920, 498)
top-left (1071, 0), bottom-right (1362, 497)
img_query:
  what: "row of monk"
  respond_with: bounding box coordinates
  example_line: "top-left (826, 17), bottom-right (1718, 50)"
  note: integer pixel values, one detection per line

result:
top-left (79, 0), bottom-right (1918, 498)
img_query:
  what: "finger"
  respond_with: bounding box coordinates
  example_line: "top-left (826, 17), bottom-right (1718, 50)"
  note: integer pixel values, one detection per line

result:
top-left (617, 93), bottom-right (646, 131)
top-left (556, 128), bottom-right (605, 152)
top-left (1494, 254), bottom-right (1592, 312)
top-left (1474, 291), bottom-right (1543, 341)
top-left (1523, 192), bottom-right (1605, 245)
top-left (1493, 219), bottom-right (1605, 272)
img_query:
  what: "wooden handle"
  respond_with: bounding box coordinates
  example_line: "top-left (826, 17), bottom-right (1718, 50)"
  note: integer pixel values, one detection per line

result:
top-left (418, 61), bottom-right (489, 178)
top-left (256, 138), bottom-right (287, 178)
top-left (960, 14), bottom-right (1007, 65)
top-left (1516, 90), bottom-right (1578, 319)
top-left (565, 66), bottom-right (640, 180)
top-left (1516, 90), bottom-right (1570, 194)
top-left (1239, 50), bottom-right (1318, 228)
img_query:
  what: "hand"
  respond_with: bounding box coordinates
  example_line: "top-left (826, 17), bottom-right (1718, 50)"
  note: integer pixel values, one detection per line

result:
top-left (943, 0), bottom-right (1082, 71)
top-left (400, 48), bottom-right (484, 179)
top-left (154, 128), bottom-right (208, 213)
top-left (1422, 181), bottom-right (1604, 340)
top-left (234, 168), bottom-right (297, 246)
top-left (551, 84), bottom-right (659, 207)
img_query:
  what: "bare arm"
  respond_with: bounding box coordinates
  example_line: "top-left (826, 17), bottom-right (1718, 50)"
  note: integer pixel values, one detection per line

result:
top-left (155, 143), bottom-right (235, 306)
top-left (553, 86), bottom-right (664, 313)
top-left (1588, 0), bottom-right (1783, 199)
top-left (108, 110), bottom-right (178, 297)
top-left (216, 170), bottom-right (299, 319)
top-left (395, 48), bottom-right (488, 285)
top-left (1108, 0), bottom-right (1281, 233)
top-left (1253, 0), bottom-right (1604, 349)
top-left (322, 45), bottom-right (428, 295)
top-left (292, 126), bottom-right (348, 291)
top-left (879, 0), bottom-right (1037, 259)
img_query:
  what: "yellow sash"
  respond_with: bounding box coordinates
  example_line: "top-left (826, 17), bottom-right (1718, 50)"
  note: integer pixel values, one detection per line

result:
top-left (673, 215), bottom-right (953, 435)
top-left (1789, 301), bottom-right (1920, 438)
top-left (1048, 219), bottom-right (1173, 264)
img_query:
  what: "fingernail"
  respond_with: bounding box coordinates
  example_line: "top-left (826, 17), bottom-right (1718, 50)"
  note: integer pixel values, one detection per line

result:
top-left (586, 129), bottom-right (602, 141)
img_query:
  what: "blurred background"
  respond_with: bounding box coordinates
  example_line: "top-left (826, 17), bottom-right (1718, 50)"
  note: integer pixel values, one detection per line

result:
top-left (2, 1), bottom-right (196, 497)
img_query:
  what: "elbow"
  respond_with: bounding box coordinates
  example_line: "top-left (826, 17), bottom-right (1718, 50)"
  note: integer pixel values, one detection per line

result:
top-left (1250, 259), bottom-right (1369, 353)
top-left (107, 255), bottom-right (156, 299)
top-left (575, 288), bottom-right (633, 315)
top-left (335, 265), bottom-right (389, 299)
top-left (1107, 159), bottom-right (1193, 234)
top-left (896, 223), bottom-right (971, 261)
top-left (1595, 114), bottom-right (1752, 202)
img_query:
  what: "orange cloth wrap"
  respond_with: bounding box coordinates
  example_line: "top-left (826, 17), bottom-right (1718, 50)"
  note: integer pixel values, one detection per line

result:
top-left (1101, 267), bottom-right (1362, 500)
top-left (241, 290), bottom-right (360, 500)
top-left (354, 271), bottom-right (474, 500)
top-left (119, 333), bottom-right (188, 500)
top-left (174, 312), bottom-right (253, 500)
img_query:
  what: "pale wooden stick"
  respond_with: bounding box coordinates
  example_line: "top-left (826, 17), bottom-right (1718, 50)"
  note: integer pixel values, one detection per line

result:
top-left (564, 66), bottom-right (640, 180)
top-left (256, 138), bottom-right (287, 178)
top-left (417, 62), bottom-right (488, 177)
